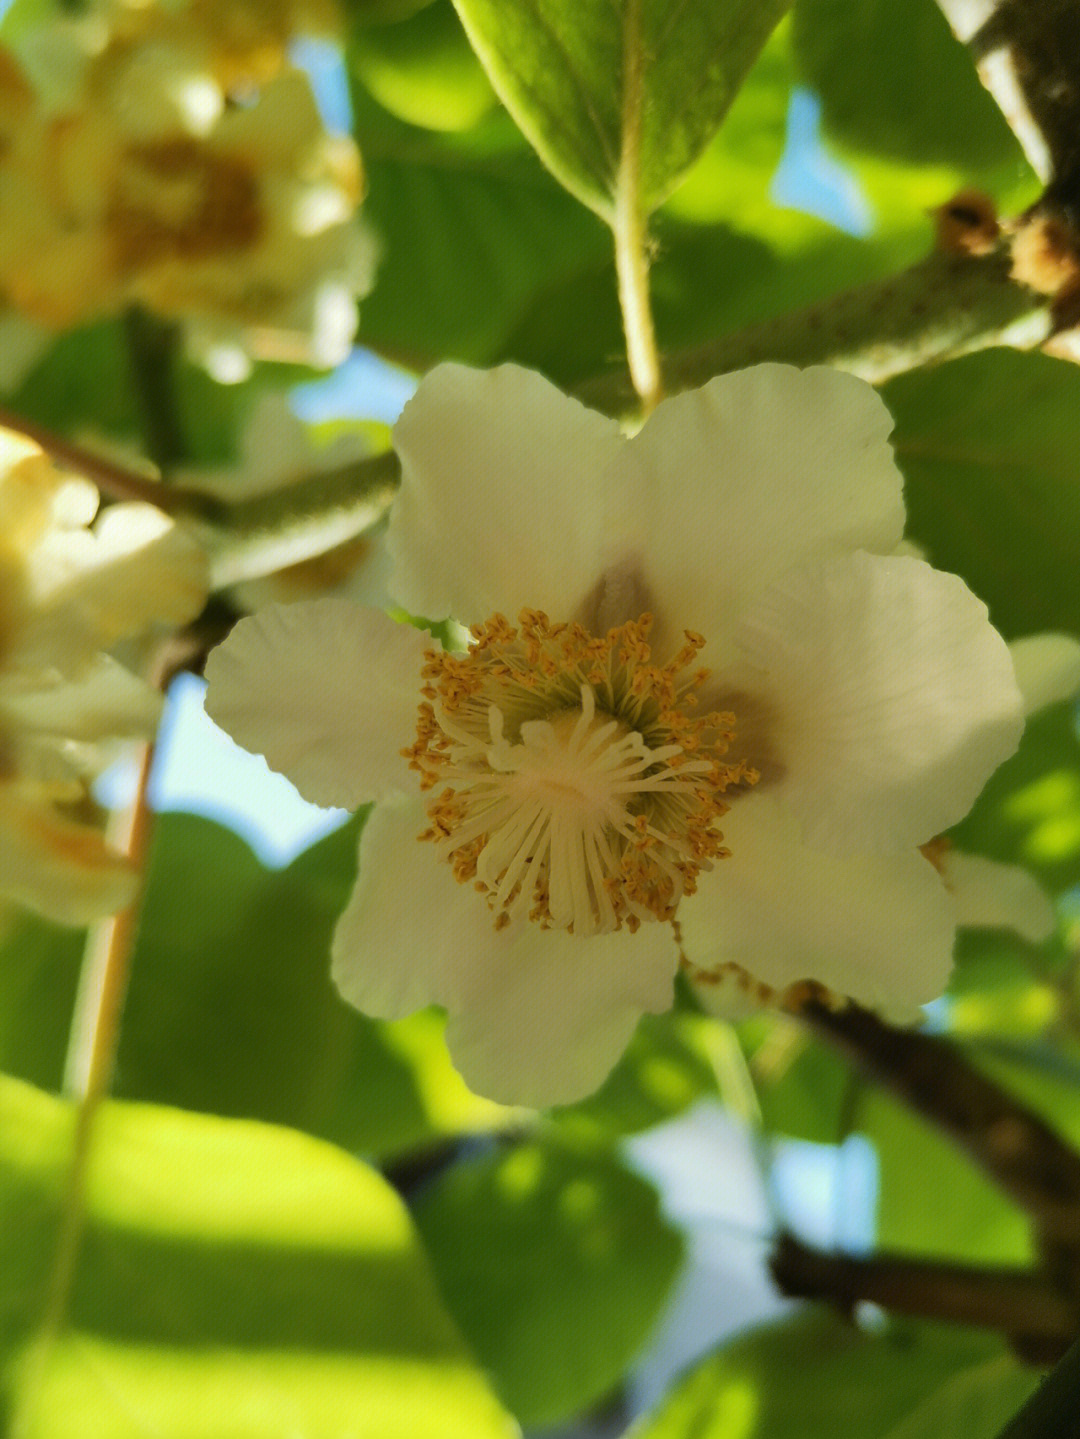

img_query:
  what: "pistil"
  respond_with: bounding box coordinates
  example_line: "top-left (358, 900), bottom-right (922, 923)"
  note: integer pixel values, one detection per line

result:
top-left (403, 609), bottom-right (757, 935)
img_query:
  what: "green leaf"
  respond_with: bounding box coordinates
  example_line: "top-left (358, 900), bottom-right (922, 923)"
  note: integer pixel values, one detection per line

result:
top-left (855, 1087), bottom-right (1032, 1266)
top-left (630, 1311), bottom-right (1006, 1439)
top-left (553, 1009), bottom-right (721, 1139)
top-left (0, 1075), bottom-right (517, 1438)
top-left (351, 0), bottom-right (497, 131)
top-left (351, 90), bottom-right (611, 366)
top-left (949, 701), bottom-right (1080, 896)
top-left (741, 1018), bottom-right (857, 1144)
top-left (791, 0), bottom-right (1022, 171)
top-left (0, 917), bottom-right (81, 1092)
top-left (882, 1357), bottom-right (1040, 1439)
top-left (888, 350), bottom-right (1080, 643)
top-left (449, 0), bottom-right (791, 221)
top-left (413, 1138), bottom-right (682, 1426)
top-left (114, 814), bottom-right (509, 1159)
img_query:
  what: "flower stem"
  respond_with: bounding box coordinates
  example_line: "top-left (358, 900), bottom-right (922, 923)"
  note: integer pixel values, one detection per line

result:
top-left (13, 739), bottom-right (158, 1438)
top-left (613, 0), bottom-right (662, 415)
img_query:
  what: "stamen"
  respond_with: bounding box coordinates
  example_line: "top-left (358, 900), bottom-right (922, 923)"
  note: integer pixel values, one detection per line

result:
top-left (404, 609), bottom-right (757, 935)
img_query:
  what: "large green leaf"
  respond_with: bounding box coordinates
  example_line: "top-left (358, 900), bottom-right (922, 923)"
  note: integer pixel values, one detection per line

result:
top-left (413, 1138), bottom-right (682, 1426)
top-left (0, 1075), bottom-right (517, 1438)
top-left (630, 1311), bottom-right (1007, 1439)
top-left (888, 350), bottom-right (1080, 643)
top-left (350, 0), bottom-right (497, 131)
top-left (791, 0), bottom-right (1021, 171)
top-left (350, 89), bottom-right (611, 366)
top-left (0, 917), bottom-right (81, 1092)
top-left (949, 701), bottom-right (1080, 896)
top-left (855, 1087), bottom-right (1032, 1265)
top-left (449, 0), bottom-right (791, 221)
top-left (113, 813), bottom-right (509, 1159)
top-left (882, 1358), bottom-right (1039, 1439)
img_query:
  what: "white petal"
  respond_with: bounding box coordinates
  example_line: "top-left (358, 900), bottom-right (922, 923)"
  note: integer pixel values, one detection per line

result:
top-left (204, 601), bottom-right (428, 809)
top-left (629, 365), bottom-right (905, 638)
top-left (0, 786), bottom-right (136, 925)
top-left (445, 923), bottom-right (677, 1108)
top-left (679, 795), bottom-right (955, 1016)
top-left (331, 799), bottom-right (678, 1107)
top-left (389, 363), bottom-right (625, 622)
top-left (35, 504), bottom-right (208, 646)
top-left (1008, 634), bottom-right (1080, 716)
top-left (943, 851), bottom-right (1056, 944)
top-left (0, 655), bottom-right (161, 745)
top-left (736, 552), bottom-right (1023, 853)
top-left (331, 799), bottom-right (483, 1020)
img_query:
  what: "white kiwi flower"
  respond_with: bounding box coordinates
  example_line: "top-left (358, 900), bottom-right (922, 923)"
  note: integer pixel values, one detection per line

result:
top-left (0, 428), bottom-right (207, 923)
top-left (205, 362), bottom-right (1069, 1105)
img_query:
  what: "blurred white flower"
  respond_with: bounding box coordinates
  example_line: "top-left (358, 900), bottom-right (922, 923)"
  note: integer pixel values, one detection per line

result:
top-left (0, 14), bottom-right (370, 369)
top-left (206, 363), bottom-right (1041, 1105)
top-left (0, 429), bottom-right (207, 923)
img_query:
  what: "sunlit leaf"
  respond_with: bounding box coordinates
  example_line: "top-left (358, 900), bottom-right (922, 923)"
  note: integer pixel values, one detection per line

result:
top-left (630, 1311), bottom-right (1006, 1439)
top-left (449, 0), bottom-right (791, 221)
top-left (350, 0), bottom-right (497, 131)
top-left (114, 814), bottom-right (509, 1159)
top-left (855, 1087), bottom-right (1032, 1266)
top-left (0, 1075), bottom-right (517, 1438)
top-left (881, 1357), bottom-right (1039, 1439)
top-left (414, 1138), bottom-right (682, 1426)
top-left (791, 0), bottom-right (1022, 170)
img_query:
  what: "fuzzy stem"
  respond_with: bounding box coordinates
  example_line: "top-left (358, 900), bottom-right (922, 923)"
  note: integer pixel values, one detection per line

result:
top-left (613, 0), bottom-right (662, 414)
top-left (581, 248), bottom-right (1053, 413)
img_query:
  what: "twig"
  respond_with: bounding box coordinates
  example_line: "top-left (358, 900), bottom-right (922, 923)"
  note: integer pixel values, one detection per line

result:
top-left (123, 308), bottom-right (187, 474)
top-left (772, 1234), bottom-right (1078, 1362)
top-left (996, 1335), bottom-right (1080, 1437)
top-left (799, 1000), bottom-right (1080, 1244)
top-left (13, 726), bottom-right (160, 1439)
top-left (0, 404), bottom-right (222, 519)
top-left (935, 0), bottom-right (1080, 195)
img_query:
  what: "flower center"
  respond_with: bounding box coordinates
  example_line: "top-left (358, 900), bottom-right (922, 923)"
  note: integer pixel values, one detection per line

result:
top-left (404, 609), bottom-right (756, 936)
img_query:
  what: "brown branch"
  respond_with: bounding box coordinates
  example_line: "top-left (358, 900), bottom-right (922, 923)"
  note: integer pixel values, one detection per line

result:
top-left (936, 0), bottom-right (1080, 195)
top-left (772, 1233), bottom-right (1078, 1362)
top-left (0, 404), bottom-right (223, 520)
top-left (576, 249), bottom-right (1054, 414)
top-left (799, 1000), bottom-right (1080, 1245)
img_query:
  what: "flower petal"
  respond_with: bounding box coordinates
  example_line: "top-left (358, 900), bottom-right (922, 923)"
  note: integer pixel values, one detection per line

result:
top-left (629, 365), bottom-right (905, 637)
top-left (331, 799), bottom-right (483, 1019)
top-left (331, 799), bottom-right (678, 1107)
top-left (1, 655), bottom-right (162, 747)
top-left (445, 923), bottom-right (677, 1108)
top-left (389, 363), bottom-right (625, 622)
top-left (943, 851), bottom-right (1055, 943)
top-left (679, 794), bottom-right (955, 1015)
top-left (1008, 633), bottom-right (1080, 716)
top-left (204, 600), bottom-right (428, 808)
top-left (735, 552), bottom-right (1023, 853)
top-left (0, 785), bottom-right (136, 925)
top-left (33, 504), bottom-right (208, 653)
